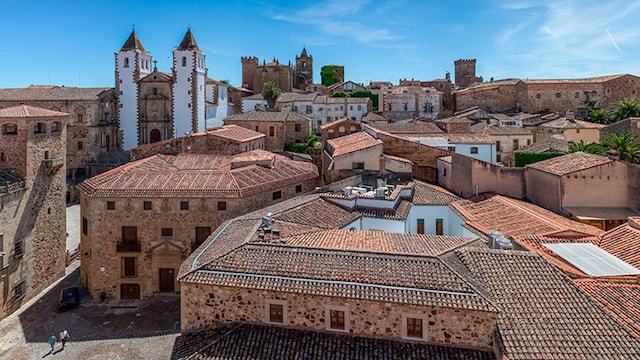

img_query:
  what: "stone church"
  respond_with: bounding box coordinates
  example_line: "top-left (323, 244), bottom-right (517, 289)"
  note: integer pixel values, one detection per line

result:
top-left (116, 29), bottom-right (231, 149)
top-left (241, 48), bottom-right (313, 93)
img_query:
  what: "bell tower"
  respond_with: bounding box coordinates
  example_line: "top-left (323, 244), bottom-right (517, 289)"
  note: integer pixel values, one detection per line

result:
top-left (295, 47), bottom-right (313, 90)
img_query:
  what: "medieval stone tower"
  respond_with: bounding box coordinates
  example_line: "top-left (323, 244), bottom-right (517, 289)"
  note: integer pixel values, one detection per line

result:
top-left (172, 28), bottom-right (207, 136)
top-left (241, 56), bottom-right (259, 91)
top-left (454, 59), bottom-right (482, 88)
top-left (295, 47), bottom-right (313, 90)
top-left (116, 30), bottom-right (152, 150)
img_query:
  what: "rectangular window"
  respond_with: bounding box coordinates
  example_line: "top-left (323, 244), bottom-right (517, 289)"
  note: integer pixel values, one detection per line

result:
top-left (269, 303), bottom-right (284, 323)
top-left (123, 257), bottom-right (137, 277)
top-left (470, 147), bottom-right (478, 154)
top-left (82, 217), bottom-right (88, 235)
top-left (161, 228), bottom-right (173, 237)
top-left (306, 105), bottom-right (312, 114)
top-left (122, 226), bottom-right (138, 243)
top-left (152, 88), bottom-right (158, 96)
top-left (143, 201), bottom-right (152, 210)
top-left (417, 219), bottom-right (424, 234)
top-left (556, 92), bottom-right (561, 98)
top-left (272, 190), bottom-right (282, 201)
top-left (77, 141), bottom-right (83, 151)
top-left (295, 184), bottom-right (302, 193)
top-left (34, 122), bottom-right (46, 134)
top-left (294, 123), bottom-right (301, 132)
top-left (217, 201), bottom-right (227, 211)
top-left (406, 317), bottom-right (423, 338)
top-left (330, 309), bottom-right (345, 330)
top-left (77, 114), bottom-right (83, 122)
top-left (513, 139), bottom-right (518, 150)
top-left (436, 219), bottom-right (443, 235)
top-left (536, 93), bottom-right (541, 99)
top-left (496, 141), bottom-right (501, 152)
top-left (352, 162), bottom-right (364, 170)
top-left (107, 201), bottom-right (115, 210)
top-left (12, 281), bottom-right (25, 301)
top-left (180, 201), bottom-right (189, 210)
top-left (269, 126), bottom-right (275, 137)
top-left (255, 126), bottom-right (259, 132)
top-left (575, 92), bottom-right (580, 98)
top-left (195, 227), bottom-right (211, 248)
top-left (0, 152), bottom-right (5, 162)
top-left (14, 239), bottom-right (23, 257)
top-left (447, 146), bottom-right (455, 151)
top-left (3, 123), bottom-right (18, 134)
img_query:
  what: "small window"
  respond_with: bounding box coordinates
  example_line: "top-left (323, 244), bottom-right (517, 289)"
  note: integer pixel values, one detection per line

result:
top-left (14, 239), bottom-right (23, 258)
top-left (124, 57), bottom-right (129, 68)
top-left (122, 257), bottom-right (137, 277)
top-left (52, 121), bottom-right (62, 133)
top-left (77, 141), bottom-right (83, 150)
top-left (470, 147), bottom-right (478, 154)
top-left (143, 201), bottom-right (152, 210)
top-left (513, 140), bottom-right (518, 150)
top-left (329, 309), bottom-right (345, 330)
top-left (352, 162), bottom-right (364, 170)
top-left (447, 146), bottom-right (455, 151)
top-left (182, 56), bottom-right (187, 67)
top-left (536, 93), bottom-right (541, 99)
top-left (77, 114), bottom-right (83, 122)
top-left (269, 303), bottom-right (283, 323)
top-left (436, 219), bottom-right (443, 235)
top-left (217, 201), bottom-right (227, 211)
top-left (574, 92), bottom-right (580, 98)
top-left (107, 201), bottom-right (115, 210)
top-left (34, 122), bottom-right (46, 134)
top-left (161, 228), bottom-right (173, 237)
top-left (180, 201), bottom-right (189, 210)
top-left (295, 184), bottom-right (302, 193)
top-left (269, 126), bottom-right (275, 137)
top-left (82, 217), bottom-right (88, 235)
top-left (2, 123), bottom-right (17, 135)
top-left (12, 281), bottom-right (25, 301)
top-left (152, 88), bottom-right (158, 96)
top-left (406, 317), bottom-right (423, 338)
top-left (295, 123), bottom-right (301, 132)
top-left (255, 126), bottom-right (259, 132)
top-left (272, 191), bottom-right (282, 201)
top-left (443, 168), bottom-right (447, 177)
top-left (0, 153), bottom-right (5, 162)
top-left (556, 92), bottom-right (561, 98)
top-left (306, 105), bottom-right (312, 114)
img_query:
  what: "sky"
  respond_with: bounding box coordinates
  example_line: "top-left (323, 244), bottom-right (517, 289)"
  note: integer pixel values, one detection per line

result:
top-left (2, 0), bottom-right (640, 89)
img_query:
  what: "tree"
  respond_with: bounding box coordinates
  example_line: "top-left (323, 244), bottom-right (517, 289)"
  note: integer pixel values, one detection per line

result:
top-left (350, 90), bottom-right (379, 111)
top-left (586, 108), bottom-right (611, 124)
top-left (261, 81), bottom-right (281, 110)
top-left (331, 92), bottom-right (350, 98)
top-left (568, 140), bottom-right (602, 154)
top-left (610, 99), bottom-right (640, 122)
top-left (599, 132), bottom-right (640, 163)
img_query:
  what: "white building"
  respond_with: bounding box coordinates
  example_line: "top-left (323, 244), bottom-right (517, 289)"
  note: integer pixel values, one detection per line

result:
top-left (409, 134), bottom-right (496, 163)
top-left (172, 29), bottom-right (207, 136)
top-left (205, 79), bottom-right (232, 129)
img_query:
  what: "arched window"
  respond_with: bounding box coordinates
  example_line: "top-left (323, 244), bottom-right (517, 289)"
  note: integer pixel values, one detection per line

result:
top-left (150, 129), bottom-right (161, 143)
top-left (338, 126), bottom-right (345, 134)
top-left (124, 57), bottom-right (129, 68)
top-left (182, 57), bottom-right (187, 67)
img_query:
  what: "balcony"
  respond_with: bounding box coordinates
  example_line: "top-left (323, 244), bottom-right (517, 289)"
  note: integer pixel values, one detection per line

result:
top-left (116, 240), bottom-right (141, 252)
top-left (42, 157), bottom-right (64, 169)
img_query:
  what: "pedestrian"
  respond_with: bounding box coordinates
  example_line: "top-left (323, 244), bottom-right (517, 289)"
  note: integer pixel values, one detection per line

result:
top-left (48, 333), bottom-right (57, 353)
top-left (59, 329), bottom-right (70, 349)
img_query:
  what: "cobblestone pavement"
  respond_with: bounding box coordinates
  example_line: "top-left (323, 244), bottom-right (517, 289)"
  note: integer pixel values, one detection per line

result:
top-left (0, 261), bottom-right (180, 360)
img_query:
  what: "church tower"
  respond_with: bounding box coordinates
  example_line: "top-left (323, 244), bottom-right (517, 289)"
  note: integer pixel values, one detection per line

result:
top-left (295, 47), bottom-right (313, 90)
top-left (116, 30), bottom-right (152, 149)
top-left (172, 28), bottom-right (207, 135)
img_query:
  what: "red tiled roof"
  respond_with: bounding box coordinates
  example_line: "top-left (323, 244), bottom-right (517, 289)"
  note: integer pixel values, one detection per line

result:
top-left (78, 150), bottom-right (318, 198)
top-left (412, 181), bottom-right (460, 205)
top-left (224, 110), bottom-right (310, 122)
top-left (0, 86), bottom-right (112, 101)
top-left (596, 217), bottom-right (640, 268)
top-left (0, 104), bottom-right (69, 119)
top-left (451, 194), bottom-right (603, 239)
top-left (455, 248), bottom-right (640, 358)
top-left (573, 279), bottom-right (640, 339)
top-left (525, 151), bottom-right (613, 176)
top-left (539, 118), bottom-right (605, 129)
top-left (207, 124), bottom-right (264, 142)
top-left (326, 131), bottom-right (382, 157)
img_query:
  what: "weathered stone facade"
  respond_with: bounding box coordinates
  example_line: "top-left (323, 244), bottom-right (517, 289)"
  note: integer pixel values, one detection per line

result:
top-left (0, 106), bottom-right (68, 319)
top-left (224, 110), bottom-right (311, 152)
top-left (137, 69), bottom-right (174, 145)
top-left (454, 59), bottom-right (483, 88)
top-left (181, 284), bottom-right (497, 350)
top-left (241, 48), bottom-right (313, 93)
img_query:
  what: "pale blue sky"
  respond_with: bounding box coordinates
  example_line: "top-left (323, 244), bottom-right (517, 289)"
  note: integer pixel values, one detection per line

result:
top-left (2, 0), bottom-right (640, 89)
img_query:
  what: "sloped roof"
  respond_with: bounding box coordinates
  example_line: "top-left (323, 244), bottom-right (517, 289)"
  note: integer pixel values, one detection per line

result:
top-left (516, 137), bottom-right (570, 153)
top-left (0, 86), bottom-right (113, 101)
top-left (139, 69), bottom-right (173, 82)
top-left (176, 28), bottom-right (200, 51)
top-left (412, 181), bottom-right (461, 205)
top-left (207, 124), bottom-right (264, 142)
top-left (119, 30), bottom-right (146, 53)
top-left (78, 150), bottom-right (318, 198)
top-left (0, 104), bottom-right (69, 119)
top-left (539, 118), bottom-right (605, 129)
top-left (470, 123), bottom-right (533, 136)
top-left (225, 110), bottom-right (310, 123)
top-left (454, 248), bottom-right (640, 359)
top-left (451, 194), bottom-right (604, 239)
top-left (526, 152), bottom-right (613, 176)
top-left (326, 131), bottom-right (382, 157)
top-left (170, 323), bottom-right (496, 360)
top-left (596, 217), bottom-right (640, 268)
top-left (368, 121), bottom-right (444, 134)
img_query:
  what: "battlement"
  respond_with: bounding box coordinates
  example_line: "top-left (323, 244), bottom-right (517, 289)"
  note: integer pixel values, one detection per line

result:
top-left (241, 56), bottom-right (259, 63)
top-left (454, 58), bottom-right (476, 65)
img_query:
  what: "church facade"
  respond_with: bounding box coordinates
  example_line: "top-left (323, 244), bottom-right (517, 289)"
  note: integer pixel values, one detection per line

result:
top-left (116, 29), bottom-right (231, 149)
top-left (241, 48), bottom-right (313, 93)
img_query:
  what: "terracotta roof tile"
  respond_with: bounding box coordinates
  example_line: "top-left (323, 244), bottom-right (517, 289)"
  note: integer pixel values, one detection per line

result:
top-left (412, 181), bottom-right (461, 205)
top-left (326, 131), bottom-right (382, 157)
top-left (456, 248), bottom-right (640, 359)
top-left (0, 86), bottom-right (112, 101)
top-left (207, 124), bottom-right (264, 142)
top-left (451, 194), bottom-right (603, 239)
top-left (540, 118), bottom-right (606, 129)
top-left (573, 279), bottom-right (640, 338)
top-left (368, 121), bottom-right (444, 134)
top-left (470, 123), bottom-right (533, 135)
top-left (171, 323), bottom-right (496, 360)
top-left (526, 152), bottom-right (612, 176)
top-left (0, 104), bottom-right (69, 118)
top-left (357, 199), bottom-right (412, 219)
top-left (79, 150), bottom-right (318, 198)
top-left (274, 198), bottom-right (360, 229)
top-left (225, 110), bottom-right (310, 122)
top-left (596, 217), bottom-right (640, 268)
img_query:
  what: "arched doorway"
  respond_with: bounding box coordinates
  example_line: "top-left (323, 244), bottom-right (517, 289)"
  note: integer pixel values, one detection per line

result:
top-left (150, 129), bottom-right (162, 143)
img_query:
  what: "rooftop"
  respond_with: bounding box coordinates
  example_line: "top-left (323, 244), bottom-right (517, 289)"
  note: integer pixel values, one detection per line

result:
top-left (225, 109), bottom-right (310, 123)
top-left (526, 152), bottom-right (613, 176)
top-left (326, 131), bottom-right (382, 157)
top-left (0, 86), bottom-right (113, 101)
top-left (0, 104), bottom-right (69, 119)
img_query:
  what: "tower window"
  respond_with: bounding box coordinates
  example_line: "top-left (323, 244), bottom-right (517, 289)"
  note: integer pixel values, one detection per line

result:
top-left (124, 58), bottom-right (129, 68)
top-left (152, 88), bottom-right (158, 96)
top-left (182, 57), bottom-right (187, 67)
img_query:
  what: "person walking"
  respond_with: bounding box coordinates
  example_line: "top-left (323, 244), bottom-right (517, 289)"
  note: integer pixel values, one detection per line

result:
top-left (59, 329), bottom-right (70, 349)
top-left (48, 333), bottom-right (57, 353)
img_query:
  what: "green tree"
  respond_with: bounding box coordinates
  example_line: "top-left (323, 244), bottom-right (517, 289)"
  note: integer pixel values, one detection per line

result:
top-left (610, 99), bottom-right (640, 122)
top-left (320, 65), bottom-right (344, 86)
top-left (331, 92), bottom-right (350, 98)
top-left (350, 90), bottom-right (379, 111)
top-left (599, 132), bottom-right (640, 163)
top-left (568, 140), bottom-right (602, 154)
top-left (261, 81), bottom-right (281, 110)
top-left (586, 108), bottom-right (611, 124)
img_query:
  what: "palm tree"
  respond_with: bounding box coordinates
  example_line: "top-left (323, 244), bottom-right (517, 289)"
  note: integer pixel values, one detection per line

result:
top-left (610, 99), bottom-right (640, 122)
top-left (261, 81), bottom-right (281, 110)
top-left (568, 140), bottom-right (602, 154)
top-left (586, 108), bottom-right (611, 124)
top-left (599, 132), bottom-right (640, 163)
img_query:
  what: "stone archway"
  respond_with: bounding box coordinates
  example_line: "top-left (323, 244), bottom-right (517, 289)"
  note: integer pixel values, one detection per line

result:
top-left (150, 129), bottom-right (162, 143)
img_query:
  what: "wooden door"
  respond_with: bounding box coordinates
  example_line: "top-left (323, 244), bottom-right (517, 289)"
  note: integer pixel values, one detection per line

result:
top-left (120, 284), bottom-right (140, 300)
top-left (195, 227), bottom-right (211, 248)
top-left (159, 268), bottom-right (175, 293)
top-left (417, 219), bottom-right (424, 234)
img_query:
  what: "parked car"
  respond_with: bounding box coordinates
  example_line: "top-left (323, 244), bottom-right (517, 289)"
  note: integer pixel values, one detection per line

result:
top-left (58, 287), bottom-right (80, 311)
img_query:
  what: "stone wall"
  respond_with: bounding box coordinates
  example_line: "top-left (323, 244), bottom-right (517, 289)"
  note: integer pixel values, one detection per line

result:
top-left (450, 154), bottom-right (526, 199)
top-left (456, 83), bottom-right (519, 113)
top-left (225, 120), bottom-right (284, 152)
top-left (181, 284), bottom-right (497, 351)
top-left (629, 163), bottom-right (640, 212)
top-left (80, 177), bottom-right (317, 300)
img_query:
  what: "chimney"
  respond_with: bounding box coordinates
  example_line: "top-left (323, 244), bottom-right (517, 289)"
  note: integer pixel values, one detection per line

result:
top-left (565, 110), bottom-right (575, 122)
